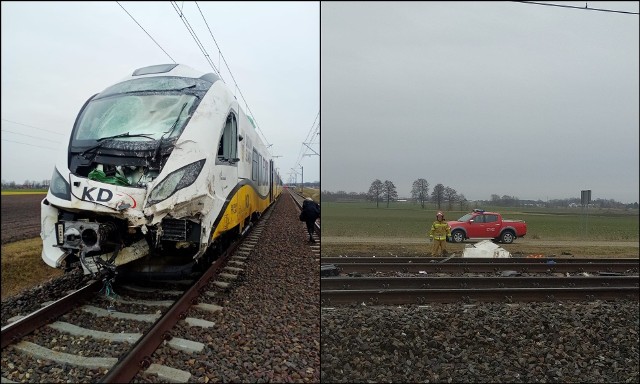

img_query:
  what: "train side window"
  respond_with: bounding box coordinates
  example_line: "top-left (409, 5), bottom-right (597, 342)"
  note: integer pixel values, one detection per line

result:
top-left (218, 113), bottom-right (238, 163)
top-left (252, 149), bottom-right (258, 180)
top-left (258, 154), bottom-right (263, 185)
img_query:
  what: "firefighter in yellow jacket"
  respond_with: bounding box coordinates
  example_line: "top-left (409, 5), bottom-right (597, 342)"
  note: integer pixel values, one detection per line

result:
top-left (429, 211), bottom-right (452, 256)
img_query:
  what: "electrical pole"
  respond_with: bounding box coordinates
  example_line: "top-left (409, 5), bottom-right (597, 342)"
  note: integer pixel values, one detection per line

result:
top-left (290, 168), bottom-right (298, 190)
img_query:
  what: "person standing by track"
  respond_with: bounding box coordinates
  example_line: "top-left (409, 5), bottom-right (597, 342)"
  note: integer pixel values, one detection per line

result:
top-left (429, 211), bottom-right (451, 256)
top-left (300, 197), bottom-right (320, 243)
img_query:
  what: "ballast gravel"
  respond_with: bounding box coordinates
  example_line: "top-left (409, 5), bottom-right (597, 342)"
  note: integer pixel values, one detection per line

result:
top-left (2, 194), bottom-right (320, 383)
top-left (321, 300), bottom-right (639, 383)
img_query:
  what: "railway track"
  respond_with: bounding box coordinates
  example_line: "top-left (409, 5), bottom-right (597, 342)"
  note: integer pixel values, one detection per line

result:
top-left (2, 196), bottom-right (312, 383)
top-left (321, 257), bottom-right (639, 274)
top-left (321, 257), bottom-right (639, 305)
top-left (322, 256), bottom-right (639, 264)
top-left (289, 189), bottom-right (321, 239)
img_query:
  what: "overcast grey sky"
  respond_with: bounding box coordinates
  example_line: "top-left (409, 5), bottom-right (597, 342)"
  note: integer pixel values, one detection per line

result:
top-left (1, 1), bottom-right (319, 185)
top-left (321, 1), bottom-right (639, 204)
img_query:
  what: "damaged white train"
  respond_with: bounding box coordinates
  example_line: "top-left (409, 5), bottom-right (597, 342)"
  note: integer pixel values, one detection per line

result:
top-left (41, 64), bottom-right (282, 277)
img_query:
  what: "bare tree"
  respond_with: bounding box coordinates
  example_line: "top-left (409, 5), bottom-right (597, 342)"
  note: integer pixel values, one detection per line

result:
top-left (382, 180), bottom-right (398, 208)
top-left (411, 178), bottom-right (429, 209)
top-left (458, 194), bottom-right (468, 210)
top-left (431, 183), bottom-right (445, 209)
top-left (368, 179), bottom-right (384, 208)
top-left (444, 186), bottom-right (458, 210)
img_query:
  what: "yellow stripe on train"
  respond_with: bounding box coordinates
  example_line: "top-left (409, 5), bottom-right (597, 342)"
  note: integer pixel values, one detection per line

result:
top-left (210, 184), bottom-right (280, 241)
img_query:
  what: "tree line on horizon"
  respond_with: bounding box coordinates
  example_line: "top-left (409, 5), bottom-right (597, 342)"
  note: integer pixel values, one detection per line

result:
top-left (363, 178), bottom-right (465, 210)
top-left (321, 178), bottom-right (639, 210)
top-left (1, 179), bottom-right (50, 189)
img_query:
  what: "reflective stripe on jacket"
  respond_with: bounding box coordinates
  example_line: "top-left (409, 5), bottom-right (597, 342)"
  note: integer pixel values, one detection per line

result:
top-left (429, 221), bottom-right (451, 241)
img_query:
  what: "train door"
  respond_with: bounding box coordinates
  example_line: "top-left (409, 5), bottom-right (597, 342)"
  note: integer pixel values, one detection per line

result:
top-left (269, 159), bottom-right (274, 203)
top-left (216, 112), bottom-right (239, 223)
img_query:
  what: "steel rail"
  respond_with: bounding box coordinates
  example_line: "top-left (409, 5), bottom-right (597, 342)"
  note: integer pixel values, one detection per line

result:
top-left (1, 279), bottom-right (103, 349)
top-left (100, 204), bottom-right (273, 383)
top-left (101, 202), bottom-right (276, 382)
top-left (326, 262), bottom-right (638, 274)
top-left (321, 276), bottom-right (640, 290)
top-left (321, 287), bottom-right (639, 305)
top-left (321, 257), bottom-right (640, 264)
top-left (100, 238), bottom-right (238, 383)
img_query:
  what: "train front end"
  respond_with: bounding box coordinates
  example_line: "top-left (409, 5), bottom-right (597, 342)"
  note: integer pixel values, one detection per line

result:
top-left (40, 64), bottom-right (224, 277)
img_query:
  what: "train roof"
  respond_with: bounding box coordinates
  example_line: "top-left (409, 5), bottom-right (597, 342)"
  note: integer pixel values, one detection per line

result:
top-left (118, 63), bottom-right (220, 84)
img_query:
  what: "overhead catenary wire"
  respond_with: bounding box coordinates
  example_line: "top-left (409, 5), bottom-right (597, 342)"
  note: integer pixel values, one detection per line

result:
top-left (296, 111), bottom-right (319, 161)
top-left (120, 1), bottom-right (274, 151)
top-left (116, 2), bottom-right (177, 63)
top-left (289, 111), bottom-right (320, 183)
top-left (293, 112), bottom-right (319, 166)
top-left (512, 1), bottom-right (639, 15)
top-left (192, 1), bottom-right (271, 148)
top-left (170, 1), bottom-right (221, 77)
top-left (301, 111), bottom-right (320, 147)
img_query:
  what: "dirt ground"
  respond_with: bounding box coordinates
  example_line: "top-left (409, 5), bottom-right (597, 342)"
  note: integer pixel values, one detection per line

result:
top-left (1, 194), bottom-right (44, 244)
top-left (321, 236), bottom-right (639, 259)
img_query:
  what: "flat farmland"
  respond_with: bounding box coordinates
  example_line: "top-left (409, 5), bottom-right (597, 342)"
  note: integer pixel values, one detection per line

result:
top-left (1, 193), bottom-right (45, 244)
top-left (1, 193), bottom-right (62, 300)
top-left (321, 202), bottom-right (639, 257)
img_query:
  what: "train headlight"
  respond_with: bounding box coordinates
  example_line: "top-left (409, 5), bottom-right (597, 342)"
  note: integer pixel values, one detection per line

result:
top-left (50, 168), bottom-right (71, 200)
top-left (147, 159), bottom-right (206, 206)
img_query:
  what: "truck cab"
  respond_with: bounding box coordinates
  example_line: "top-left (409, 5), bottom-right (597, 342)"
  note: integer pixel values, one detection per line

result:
top-left (448, 209), bottom-right (527, 244)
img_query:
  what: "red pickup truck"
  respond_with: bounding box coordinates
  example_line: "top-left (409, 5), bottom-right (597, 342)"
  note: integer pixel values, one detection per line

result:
top-left (447, 209), bottom-right (527, 244)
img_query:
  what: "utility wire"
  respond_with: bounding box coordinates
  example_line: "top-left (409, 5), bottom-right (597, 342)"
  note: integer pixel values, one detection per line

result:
top-left (1, 129), bottom-right (58, 142)
top-left (513, 1), bottom-right (639, 15)
top-left (1, 119), bottom-right (65, 135)
top-left (193, 1), bottom-right (271, 148)
top-left (116, 1), bottom-right (177, 62)
top-left (1, 138), bottom-right (57, 151)
top-left (170, 1), bottom-right (221, 77)
top-left (194, 1), bottom-right (230, 80)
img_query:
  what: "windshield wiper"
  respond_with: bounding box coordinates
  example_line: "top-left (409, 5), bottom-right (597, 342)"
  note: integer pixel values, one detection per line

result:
top-left (97, 132), bottom-right (155, 142)
top-left (152, 102), bottom-right (189, 162)
top-left (176, 84), bottom-right (196, 91)
top-left (80, 132), bottom-right (156, 158)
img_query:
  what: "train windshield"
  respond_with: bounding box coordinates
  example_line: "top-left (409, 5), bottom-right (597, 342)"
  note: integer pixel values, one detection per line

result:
top-left (72, 77), bottom-right (210, 143)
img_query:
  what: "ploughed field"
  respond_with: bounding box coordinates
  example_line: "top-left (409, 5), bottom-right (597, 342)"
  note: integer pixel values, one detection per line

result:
top-left (1, 194), bottom-right (44, 244)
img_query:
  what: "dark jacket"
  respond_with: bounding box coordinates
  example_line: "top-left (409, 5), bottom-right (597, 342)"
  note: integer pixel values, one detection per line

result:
top-left (300, 200), bottom-right (320, 222)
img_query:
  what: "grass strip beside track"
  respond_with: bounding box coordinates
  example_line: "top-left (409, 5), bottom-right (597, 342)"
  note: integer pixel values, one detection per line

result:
top-left (1, 237), bottom-right (62, 300)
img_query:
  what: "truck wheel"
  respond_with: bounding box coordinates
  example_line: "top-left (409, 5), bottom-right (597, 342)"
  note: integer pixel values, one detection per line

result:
top-left (500, 231), bottom-right (515, 244)
top-left (451, 230), bottom-right (465, 243)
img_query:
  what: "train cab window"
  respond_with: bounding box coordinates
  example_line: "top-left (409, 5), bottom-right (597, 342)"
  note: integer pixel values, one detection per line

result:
top-left (218, 113), bottom-right (238, 163)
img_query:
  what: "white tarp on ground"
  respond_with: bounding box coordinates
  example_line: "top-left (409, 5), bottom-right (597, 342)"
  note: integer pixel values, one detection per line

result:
top-left (462, 240), bottom-right (511, 258)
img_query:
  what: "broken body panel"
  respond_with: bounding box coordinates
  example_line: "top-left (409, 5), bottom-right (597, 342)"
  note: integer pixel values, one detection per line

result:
top-left (41, 64), bottom-right (282, 276)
